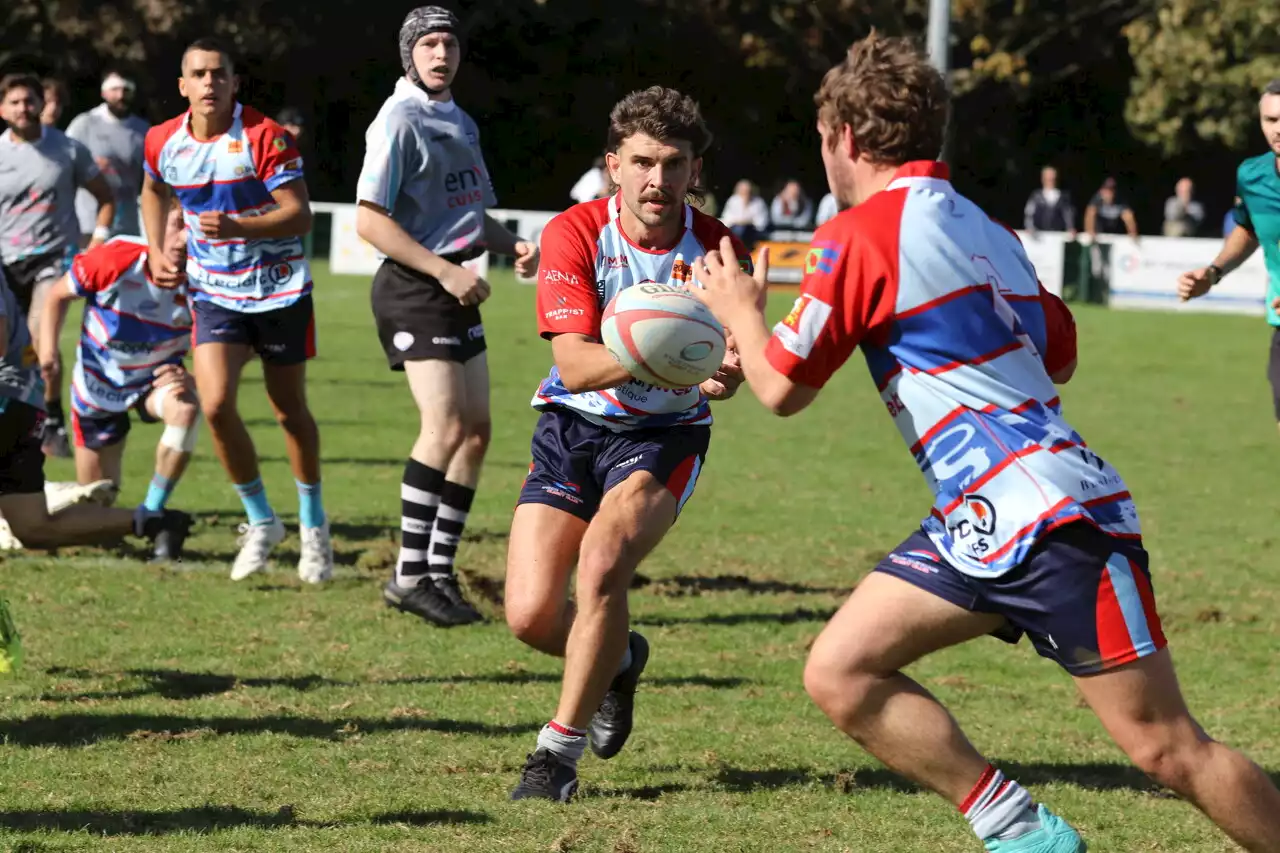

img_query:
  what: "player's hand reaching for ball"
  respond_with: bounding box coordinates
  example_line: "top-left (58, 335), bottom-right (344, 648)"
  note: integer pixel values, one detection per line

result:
top-left (1177, 267), bottom-right (1215, 301)
top-left (700, 331), bottom-right (744, 400)
top-left (147, 248), bottom-right (186, 289)
top-left (692, 237), bottom-right (770, 326)
top-left (441, 264), bottom-right (492, 307)
top-left (513, 240), bottom-right (539, 278)
top-left (197, 211), bottom-right (243, 241)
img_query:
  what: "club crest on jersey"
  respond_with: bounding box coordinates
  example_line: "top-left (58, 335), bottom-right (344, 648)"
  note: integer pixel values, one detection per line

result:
top-left (227, 140), bottom-right (244, 154)
top-left (272, 137), bottom-right (288, 152)
top-left (671, 259), bottom-right (692, 284)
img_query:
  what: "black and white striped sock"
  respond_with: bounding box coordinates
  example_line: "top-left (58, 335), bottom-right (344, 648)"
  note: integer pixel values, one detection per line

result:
top-left (427, 481), bottom-right (474, 578)
top-left (396, 460), bottom-right (445, 588)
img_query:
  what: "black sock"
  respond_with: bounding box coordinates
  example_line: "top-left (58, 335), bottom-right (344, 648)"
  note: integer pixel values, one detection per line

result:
top-left (428, 481), bottom-right (475, 577)
top-left (397, 459), bottom-right (445, 588)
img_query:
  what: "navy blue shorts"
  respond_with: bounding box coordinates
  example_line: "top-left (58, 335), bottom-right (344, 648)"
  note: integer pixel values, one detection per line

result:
top-left (516, 408), bottom-right (710, 522)
top-left (192, 294), bottom-right (316, 365)
top-left (71, 393), bottom-right (159, 451)
top-left (875, 524), bottom-right (1167, 676)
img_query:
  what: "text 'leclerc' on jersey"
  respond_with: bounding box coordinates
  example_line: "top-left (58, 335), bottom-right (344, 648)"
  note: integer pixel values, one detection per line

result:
top-left (143, 103), bottom-right (310, 314)
top-left (531, 194), bottom-right (751, 431)
top-left (765, 161), bottom-right (1141, 578)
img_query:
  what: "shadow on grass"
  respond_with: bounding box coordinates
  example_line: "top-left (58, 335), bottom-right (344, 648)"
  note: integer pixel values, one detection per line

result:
top-left (0, 712), bottom-right (539, 747)
top-left (39, 667), bottom-right (751, 702)
top-left (634, 574), bottom-right (852, 598)
top-left (582, 782), bottom-right (694, 801)
top-left (0, 806), bottom-right (489, 835)
top-left (633, 606), bottom-right (837, 628)
top-left (707, 761), bottom-right (1175, 795)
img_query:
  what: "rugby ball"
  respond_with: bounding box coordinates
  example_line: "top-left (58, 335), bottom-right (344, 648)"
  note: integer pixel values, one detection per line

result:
top-left (601, 283), bottom-right (726, 388)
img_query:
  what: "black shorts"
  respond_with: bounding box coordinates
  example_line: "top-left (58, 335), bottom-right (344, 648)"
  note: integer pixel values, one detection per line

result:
top-left (1267, 327), bottom-right (1280, 420)
top-left (516, 407), bottom-right (710, 523)
top-left (371, 258), bottom-right (486, 369)
top-left (192, 294), bottom-right (316, 365)
top-left (0, 400), bottom-right (47, 495)
top-left (2, 252), bottom-right (70, 315)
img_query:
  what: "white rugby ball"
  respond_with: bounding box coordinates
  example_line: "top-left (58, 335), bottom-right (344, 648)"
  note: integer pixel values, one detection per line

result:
top-left (601, 283), bottom-right (726, 388)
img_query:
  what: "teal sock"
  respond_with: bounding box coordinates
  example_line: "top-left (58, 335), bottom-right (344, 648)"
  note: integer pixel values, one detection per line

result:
top-left (296, 480), bottom-right (325, 528)
top-left (233, 478), bottom-right (274, 526)
top-left (143, 474), bottom-right (176, 512)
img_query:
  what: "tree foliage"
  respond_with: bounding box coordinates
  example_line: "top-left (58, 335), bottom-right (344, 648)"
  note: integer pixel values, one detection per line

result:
top-left (1125, 0), bottom-right (1280, 155)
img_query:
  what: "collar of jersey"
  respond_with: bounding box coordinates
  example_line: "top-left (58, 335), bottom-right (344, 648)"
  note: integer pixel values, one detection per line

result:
top-left (395, 77), bottom-right (457, 113)
top-left (885, 160), bottom-right (952, 194)
top-left (182, 102), bottom-right (243, 142)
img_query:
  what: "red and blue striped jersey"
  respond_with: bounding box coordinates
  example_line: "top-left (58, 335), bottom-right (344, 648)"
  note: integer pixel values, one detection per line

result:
top-left (532, 195), bottom-right (750, 431)
top-left (66, 237), bottom-right (191, 416)
top-left (766, 161), bottom-right (1140, 577)
top-left (144, 103), bottom-right (309, 314)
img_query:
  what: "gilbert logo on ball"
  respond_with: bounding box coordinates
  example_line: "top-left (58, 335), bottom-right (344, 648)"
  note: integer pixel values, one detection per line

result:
top-left (601, 283), bottom-right (726, 388)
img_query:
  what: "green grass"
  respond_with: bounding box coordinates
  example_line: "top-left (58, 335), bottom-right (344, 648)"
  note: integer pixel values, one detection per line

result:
top-left (1, 264), bottom-right (1278, 852)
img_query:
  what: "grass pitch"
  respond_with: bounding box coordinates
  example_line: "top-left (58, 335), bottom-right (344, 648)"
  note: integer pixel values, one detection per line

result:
top-left (1, 264), bottom-right (1277, 852)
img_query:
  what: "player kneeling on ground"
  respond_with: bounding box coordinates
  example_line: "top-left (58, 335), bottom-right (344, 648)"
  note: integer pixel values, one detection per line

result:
top-left (505, 87), bottom-right (750, 802)
top-left (0, 270), bottom-right (191, 559)
top-left (693, 31), bottom-right (1280, 853)
top-left (37, 200), bottom-right (199, 561)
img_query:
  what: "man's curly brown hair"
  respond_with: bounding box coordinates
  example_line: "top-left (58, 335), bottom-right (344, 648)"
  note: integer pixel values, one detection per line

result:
top-left (814, 30), bottom-right (949, 165)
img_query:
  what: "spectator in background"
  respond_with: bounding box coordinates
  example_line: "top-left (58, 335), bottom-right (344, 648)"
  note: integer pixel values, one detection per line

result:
top-left (815, 191), bottom-right (838, 226)
top-left (1162, 177), bottom-right (1204, 237)
top-left (1085, 177), bottom-right (1138, 239)
top-left (720, 179), bottom-right (768, 249)
top-left (569, 156), bottom-right (607, 205)
top-left (1023, 165), bottom-right (1076, 237)
top-left (769, 179), bottom-right (813, 229)
top-left (40, 77), bottom-right (68, 127)
top-left (276, 107), bottom-right (305, 144)
top-left (1224, 209), bottom-right (1237, 237)
top-left (66, 71), bottom-right (150, 241)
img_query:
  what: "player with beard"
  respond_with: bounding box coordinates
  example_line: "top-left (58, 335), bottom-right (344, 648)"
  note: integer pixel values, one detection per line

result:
top-left (67, 70), bottom-right (152, 242)
top-left (505, 86), bottom-right (751, 802)
top-left (0, 73), bottom-right (117, 458)
top-left (357, 6), bottom-right (539, 626)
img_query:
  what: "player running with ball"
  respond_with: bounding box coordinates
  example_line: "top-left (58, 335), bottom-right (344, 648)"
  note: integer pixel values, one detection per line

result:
top-left (694, 32), bottom-right (1280, 853)
top-left (505, 86), bottom-right (750, 802)
top-left (141, 37), bottom-right (332, 583)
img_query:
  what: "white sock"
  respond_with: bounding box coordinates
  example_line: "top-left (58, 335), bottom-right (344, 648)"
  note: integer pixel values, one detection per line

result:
top-left (536, 720), bottom-right (587, 765)
top-left (962, 765), bottom-right (1042, 841)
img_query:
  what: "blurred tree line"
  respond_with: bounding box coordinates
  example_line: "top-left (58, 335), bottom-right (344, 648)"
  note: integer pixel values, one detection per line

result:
top-left (3, 0), bottom-right (1274, 231)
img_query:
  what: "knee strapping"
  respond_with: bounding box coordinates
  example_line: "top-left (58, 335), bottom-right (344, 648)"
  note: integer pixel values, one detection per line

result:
top-left (160, 412), bottom-right (201, 453)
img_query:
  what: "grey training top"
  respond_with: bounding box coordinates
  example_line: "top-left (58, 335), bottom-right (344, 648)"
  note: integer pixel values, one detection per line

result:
top-left (0, 127), bottom-right (100, 264)
top-left (66, 103), bottom-right (150, 237)
top-left (356, 78), bottom-right (498, 258)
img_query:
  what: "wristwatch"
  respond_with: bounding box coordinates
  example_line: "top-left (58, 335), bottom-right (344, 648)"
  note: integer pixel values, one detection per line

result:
top-left (1206, 264), bottom-right (1223, 286)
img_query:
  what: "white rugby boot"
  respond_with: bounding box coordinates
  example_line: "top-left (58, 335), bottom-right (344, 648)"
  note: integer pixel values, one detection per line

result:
top-left (297, 521), bottom-right (333, 584)
top-left (230, 517), bottom-right (286, 580)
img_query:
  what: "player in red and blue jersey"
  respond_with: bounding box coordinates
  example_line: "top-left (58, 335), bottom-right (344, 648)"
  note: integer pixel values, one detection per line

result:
top-left (695, 33), bottom-right (1280, 853)
top-left (36, 199), bottom-right (200, 562)
top-left (505, 87), bottom-right (750, 803)
top-left (140, 37), bottom-right (331, 583)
